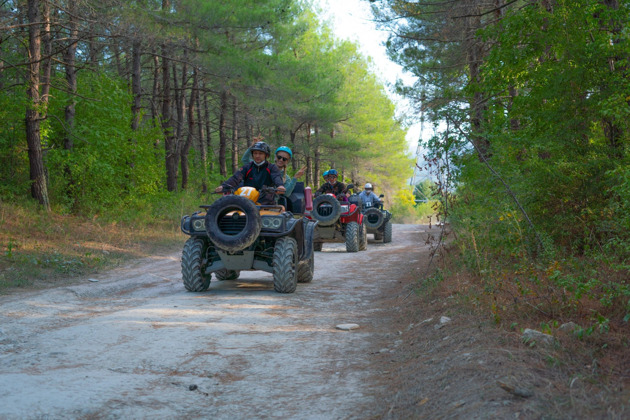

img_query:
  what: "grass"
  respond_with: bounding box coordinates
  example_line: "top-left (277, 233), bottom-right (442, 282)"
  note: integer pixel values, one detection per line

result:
top-left (0, 200), bottom-right (185, 292)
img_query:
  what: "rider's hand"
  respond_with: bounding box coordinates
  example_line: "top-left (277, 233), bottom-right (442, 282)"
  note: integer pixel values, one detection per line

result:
top-left (215, 186), bottom-right (223, 193)
top-left (295, 165), bottom-right (307, 179)
top-left (276, 186), bottom-right (286, 194)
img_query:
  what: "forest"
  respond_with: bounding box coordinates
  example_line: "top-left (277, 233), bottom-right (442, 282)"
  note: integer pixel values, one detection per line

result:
top-left (0, 0), bottom-right (416, 218)
top-left (2, 0), bottom-right (629, 342)
top-left (372, 0), bottom-right (630, 339)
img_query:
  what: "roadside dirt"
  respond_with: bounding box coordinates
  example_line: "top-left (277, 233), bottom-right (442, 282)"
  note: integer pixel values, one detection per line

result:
top-left (0, 224), bottom-right (627, 419)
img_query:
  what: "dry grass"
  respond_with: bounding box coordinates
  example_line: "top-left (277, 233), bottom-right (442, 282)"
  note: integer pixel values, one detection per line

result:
top-left (0, 202), bottom-right (184, 291)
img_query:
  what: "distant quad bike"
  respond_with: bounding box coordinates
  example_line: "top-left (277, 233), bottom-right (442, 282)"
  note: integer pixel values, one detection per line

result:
top-left (180, 183), bottom-right (318, 294)
top-left (362, 195), bottom-right (393, 243)
top-left (308, 184), bottom-right (367, 252)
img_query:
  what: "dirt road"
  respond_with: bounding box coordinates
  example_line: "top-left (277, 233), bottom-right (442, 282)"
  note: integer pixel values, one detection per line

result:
top-left (0, 224), bottom-right (430, 419)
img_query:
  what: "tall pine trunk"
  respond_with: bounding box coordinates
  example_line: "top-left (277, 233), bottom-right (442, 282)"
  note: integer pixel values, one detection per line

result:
top-left (25, 0), bottom-right (50, 210)
top-left (231, 97), bottom-right (239, 174)
top-left (219, 89), bottom-right (228, 176)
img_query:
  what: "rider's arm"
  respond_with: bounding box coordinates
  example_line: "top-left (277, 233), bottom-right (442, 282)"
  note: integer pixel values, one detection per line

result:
top-left (241, 147), bottom-right (253, 166)
top-left (284, 175), bottom-right (297, 196)
top-left (269, 165), bottom-right (285, 191)
top-left (221, 166), bottom-right (246, 190)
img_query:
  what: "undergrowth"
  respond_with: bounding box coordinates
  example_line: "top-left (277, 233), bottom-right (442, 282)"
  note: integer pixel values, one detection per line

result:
top-left (0, 190), bottom-right (216, 292)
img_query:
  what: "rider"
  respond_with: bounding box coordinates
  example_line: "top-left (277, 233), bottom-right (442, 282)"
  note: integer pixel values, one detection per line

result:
top-left (314, 169), bottom-right (348, 201)
top-left (215, 141), bottom-right (285, 205)
top-left (242, 142), bottom-right (306, 196)
top-left (358, 183), bottom-right (382, 208)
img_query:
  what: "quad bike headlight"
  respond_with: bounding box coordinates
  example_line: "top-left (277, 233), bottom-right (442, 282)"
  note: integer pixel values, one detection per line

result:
top-left (192, 218), bottom-right (206, 231)
top-left (340, 205), bottom-right (350, 214)
top-left (262, 216), bottom-right (283, 230)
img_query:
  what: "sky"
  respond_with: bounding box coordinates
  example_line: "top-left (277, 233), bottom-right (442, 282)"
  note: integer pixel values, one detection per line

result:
top-left (314, 0), bottom-right (429, 184)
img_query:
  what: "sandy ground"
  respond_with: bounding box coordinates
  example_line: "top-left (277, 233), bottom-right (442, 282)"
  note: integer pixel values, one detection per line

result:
top-left (0, 224), bottom-right (430, 419)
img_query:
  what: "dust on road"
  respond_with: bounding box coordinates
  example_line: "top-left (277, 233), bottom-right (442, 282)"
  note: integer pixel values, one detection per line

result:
top-left (0, 224), bottom-right (431, 419)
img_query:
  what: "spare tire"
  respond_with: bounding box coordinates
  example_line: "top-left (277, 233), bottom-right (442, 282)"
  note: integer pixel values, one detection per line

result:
top-left (312, 195), bottom-right (341, 226)
top-left (205, 195), bottom-right (261, 252)
top-left (364, 207), bottom-right (384, 229)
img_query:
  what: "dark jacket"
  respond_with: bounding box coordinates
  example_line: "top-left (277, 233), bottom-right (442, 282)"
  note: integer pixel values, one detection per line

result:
top-left (315, 181), bottom-right (347, 197)
top-left (222, 161), bottom-right (284, 205)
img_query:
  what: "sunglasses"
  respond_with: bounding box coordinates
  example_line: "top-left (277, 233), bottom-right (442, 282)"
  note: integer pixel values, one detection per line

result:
top-left (276, 156), bottom-right (289, 162)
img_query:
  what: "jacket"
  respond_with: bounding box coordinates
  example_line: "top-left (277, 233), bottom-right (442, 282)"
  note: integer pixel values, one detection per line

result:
top-left (358, 190), bottom-right (381, 207)
top-left (221, 161), bottom-right (284, 205)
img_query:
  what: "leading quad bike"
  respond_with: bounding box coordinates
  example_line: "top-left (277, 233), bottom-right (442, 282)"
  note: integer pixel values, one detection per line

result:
top-left (180, 183), bottom-right (318, 294)
top-left (307, 184), bottom-right (368, 252)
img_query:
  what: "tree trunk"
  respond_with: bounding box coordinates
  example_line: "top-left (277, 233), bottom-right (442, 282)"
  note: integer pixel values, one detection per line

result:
top-left (231, 96), bottom-right (239, 174)
top-left (219, 89), bottom-right (228, 176)
top-left (465, 3), bottom-right (490, 159)
top-left (40, 0), bottom-right (52, 111)
top-left (63, 0), bottom-right (78, 209)
top-left (289, 129), bottom-right (297, 171)
top-left (151, 52), bottom-right (160, 127)
top-left (181, 68), bottom-right (197, 190)
top-left (26, 0), bottom-right (50, 211)
top-left (203, 82), bottom-right (214, 171)
top-left (63, 0), bottom-right (78, 151)
top-left (162, 47), bottom-right (177, 191)
top-left (131, 40), bottom-right (142, 132)
top-left (314, 125), bottom-right (320, 189)
top-left (197, 78), bottom-right (207, 193)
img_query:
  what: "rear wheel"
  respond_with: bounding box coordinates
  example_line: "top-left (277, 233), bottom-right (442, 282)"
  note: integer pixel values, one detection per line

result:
top-left (297, 251), bottom-right (314, 283)
top-left (383, 221), bottom-right (392, 243)
top-left (273, 237), bottom-right (298, 293)
top-left (345, 222), bottom-right (360, 253)
top-left (359, 223), bottom-right (368, 251)
top-left (181, 237), bottom-right (211, 292)
top-left (214, 269), bottom-right (240, 281)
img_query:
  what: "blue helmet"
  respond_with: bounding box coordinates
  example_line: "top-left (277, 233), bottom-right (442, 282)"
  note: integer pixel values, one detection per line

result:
top-left (327, 169), bottom-right (338, 176)
top-left (275, 146), bottom-right (293, 158)
top-left (322, 170), bottom-right (329, 178)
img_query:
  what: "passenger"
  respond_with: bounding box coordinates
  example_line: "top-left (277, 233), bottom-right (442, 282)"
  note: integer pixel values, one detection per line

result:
top-left (314, 169), bottom-right (348, 201)
top-left (215, 141), bottom-right (285, 205)
top-left (358, 183), bottom-right (382, 208)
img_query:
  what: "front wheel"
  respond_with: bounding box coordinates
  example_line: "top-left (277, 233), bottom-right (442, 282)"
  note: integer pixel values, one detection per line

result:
top-left (345, 222), bottom-right (360, 253)
top-left (297, 250), bottom-right (314, 283)
top-left (273, 237), bottom-right (298, 293)
top-left (359, 223), bottom-right (368, 251)
top-left (181, 237), bottom-right (211, 292)
top-left (383, 221), bottom-right (392, 243)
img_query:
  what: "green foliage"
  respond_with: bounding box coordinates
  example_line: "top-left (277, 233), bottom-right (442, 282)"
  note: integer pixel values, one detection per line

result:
top-left (45, 73), bottom-right (165, 214)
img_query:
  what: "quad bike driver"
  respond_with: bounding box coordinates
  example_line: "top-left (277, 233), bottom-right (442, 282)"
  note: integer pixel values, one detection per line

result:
top-left (309, 169), bottom-right (368, 252)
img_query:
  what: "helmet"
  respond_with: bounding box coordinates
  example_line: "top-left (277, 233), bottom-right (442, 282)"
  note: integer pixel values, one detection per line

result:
top-left (364, 183), bottom-right (373, 189)
top-left (251, 141), bottom-right (271, 157)
top-left (275, 146), bottom-right (293, 158)
top-left (327, 169), bottom-right (338, 176)
top-left (322, 170), bottom-right (329, 178)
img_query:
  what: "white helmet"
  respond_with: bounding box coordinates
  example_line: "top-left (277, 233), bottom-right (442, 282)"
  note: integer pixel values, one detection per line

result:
top-left (364, 183), bottom-right (373, 189)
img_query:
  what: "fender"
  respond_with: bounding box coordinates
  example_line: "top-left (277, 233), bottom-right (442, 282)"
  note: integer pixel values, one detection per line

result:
top-left (302, 218), bottom-right (319, 258)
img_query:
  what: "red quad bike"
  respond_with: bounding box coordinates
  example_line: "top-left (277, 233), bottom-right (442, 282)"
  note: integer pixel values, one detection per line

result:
top-left (180, 183), bottom-right (318, 294)
top-left (308, 184), bottom-right (368, 252)
top-left (361, 194), bottom-right (393, 243)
